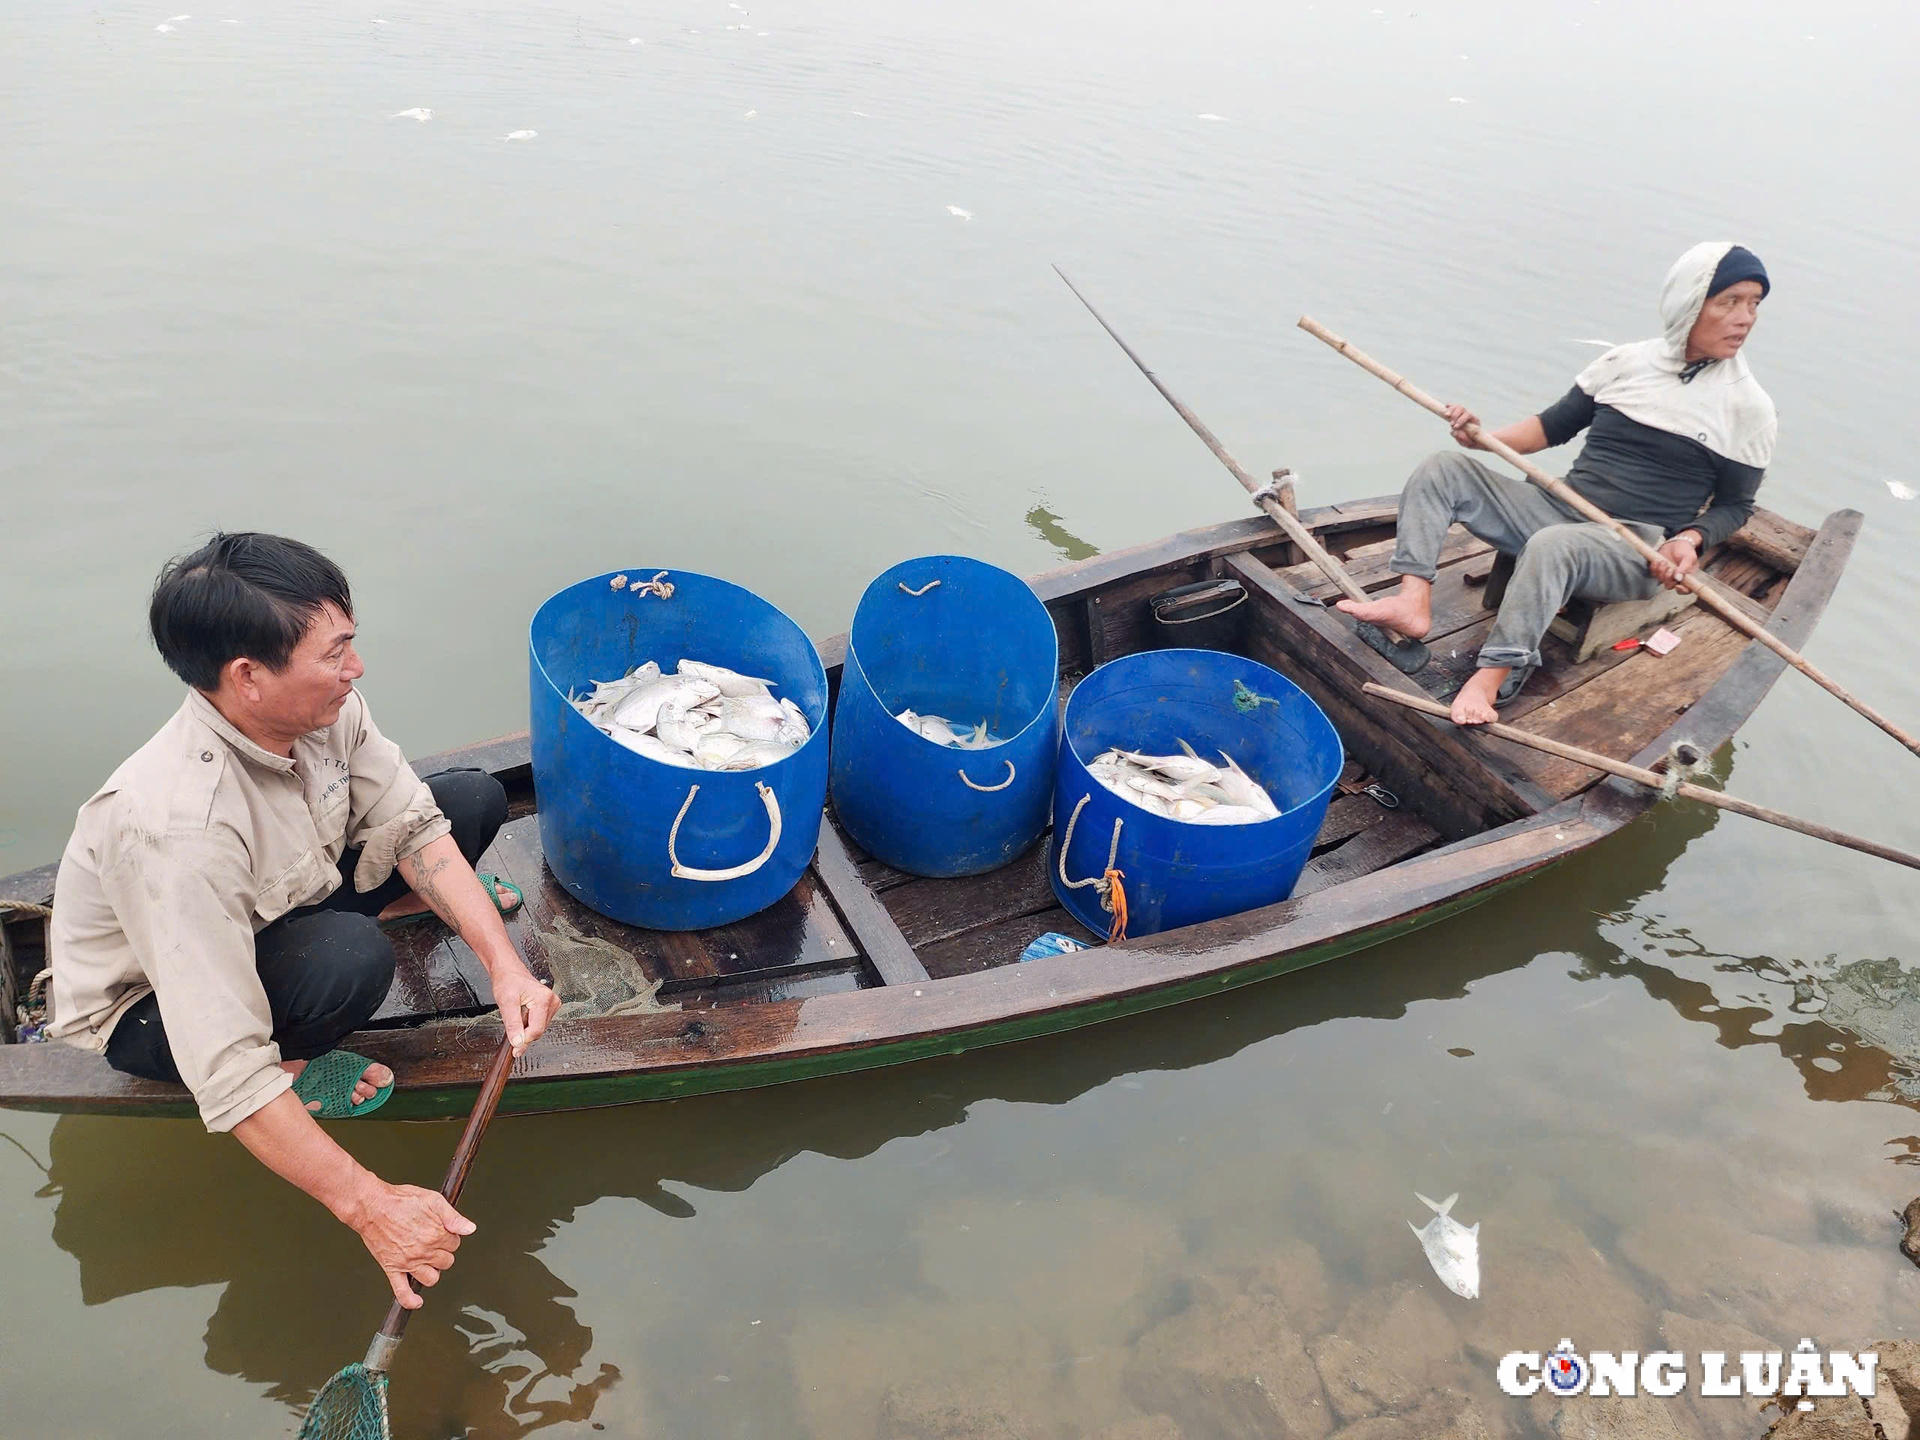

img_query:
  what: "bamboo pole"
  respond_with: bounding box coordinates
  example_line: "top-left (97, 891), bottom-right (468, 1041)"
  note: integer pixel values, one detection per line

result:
top-left (1300, 316), bottom-right (1920, 760)
top-left (1361, 682), bottom-right (1920, 873)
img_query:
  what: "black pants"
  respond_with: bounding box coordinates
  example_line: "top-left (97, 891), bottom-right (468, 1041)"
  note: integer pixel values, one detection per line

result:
top-left (105, 769), bottom-right (507, 1085)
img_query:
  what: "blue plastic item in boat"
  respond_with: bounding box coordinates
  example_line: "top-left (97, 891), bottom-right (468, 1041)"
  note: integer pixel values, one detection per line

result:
top-left (529, 569), bottom-right (829, 931)
top-left (1049, 649), bottom-right (1344, 938)
top-left (830, 555), bottom-right (1060, 878)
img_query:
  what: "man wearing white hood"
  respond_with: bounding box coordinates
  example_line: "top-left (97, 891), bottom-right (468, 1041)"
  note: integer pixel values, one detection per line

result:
top-left (1338, 242), bottom-right (1776, 725)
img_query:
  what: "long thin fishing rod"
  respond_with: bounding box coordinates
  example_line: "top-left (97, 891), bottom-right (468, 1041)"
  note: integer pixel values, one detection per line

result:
top-left (1056, 268), bottom-right (1429, 673)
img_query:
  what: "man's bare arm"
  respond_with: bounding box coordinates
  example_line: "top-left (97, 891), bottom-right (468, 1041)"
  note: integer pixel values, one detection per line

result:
top-left (232, 1089), bottom-right (473, 1308)
top-left (1446, 404), bottom-right (1549, 456)
top-left (396, 834), bottom-right (560, 1053)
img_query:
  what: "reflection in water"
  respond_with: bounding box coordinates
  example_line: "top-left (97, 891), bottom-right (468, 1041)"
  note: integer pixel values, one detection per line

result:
top-left (1023, 505), bottom-right (1100, 563)
top-left (40, 934), bottom-right (1506, 1430)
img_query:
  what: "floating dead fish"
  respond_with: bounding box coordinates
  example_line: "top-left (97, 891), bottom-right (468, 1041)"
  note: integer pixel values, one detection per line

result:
top-left (1409, 1192), bottom-right (1479, 1299)
top-left (504, 130), bottom-right (537, 141)
top-left (946, 206), bottom-right (974, 221)
top-left (393, 108), bottom-right (433, 121)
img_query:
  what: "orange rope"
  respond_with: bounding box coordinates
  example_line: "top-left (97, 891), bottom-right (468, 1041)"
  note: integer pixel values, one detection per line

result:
top-left (1104, 867), bottom-right (1128, 942)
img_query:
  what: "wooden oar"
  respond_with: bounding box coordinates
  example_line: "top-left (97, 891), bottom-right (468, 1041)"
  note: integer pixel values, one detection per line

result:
top-left (1362, 682), bottom-right (1920, 873)
top-left (1300, 316), bottom-right (1920, 759)
top-left (1054, 269), bottom-right (1430, 675)
top-left (297, 1034), bottom-right (518, 1440)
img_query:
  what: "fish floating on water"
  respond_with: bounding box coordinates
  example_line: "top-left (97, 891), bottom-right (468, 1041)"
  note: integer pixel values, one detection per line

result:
top-left (1408, 1191), bottom-right (1480, 1299)
top-left (1088, 741), bottom-right (1279, 825)
top-left (895, 709), bottom-right (1000, 749)
top-left (570, 659), bottom-right (808, 770)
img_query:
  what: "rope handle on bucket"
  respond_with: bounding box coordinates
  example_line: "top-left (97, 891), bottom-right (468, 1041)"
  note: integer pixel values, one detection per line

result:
top-left (957, 760), bottom-right (1016, 792)
top-left (1056, 792), bottom-right (1129, 942)
top-left (898, 579), bottom-right (942, 596)
top-left (610, 570), bottom-right (675, 598)
top-left (668, 782), bottom-right (784, 882)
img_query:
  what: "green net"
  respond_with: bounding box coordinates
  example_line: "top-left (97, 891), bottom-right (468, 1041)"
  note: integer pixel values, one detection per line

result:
top-left (298, 1363), bottom-right (390, 1440)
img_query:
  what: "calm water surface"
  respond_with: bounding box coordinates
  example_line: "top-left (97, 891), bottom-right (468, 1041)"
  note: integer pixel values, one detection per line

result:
top-left (6, 2), bottom-right (1920, 1435)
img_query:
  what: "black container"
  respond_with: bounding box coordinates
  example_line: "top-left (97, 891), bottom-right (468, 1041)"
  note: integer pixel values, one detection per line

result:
top-left (1148, 577), bottom-right (1247, 652)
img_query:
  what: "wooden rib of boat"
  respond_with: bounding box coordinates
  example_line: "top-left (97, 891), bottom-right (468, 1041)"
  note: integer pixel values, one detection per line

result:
top-left (0, 496), bottom-right (1861, 1120)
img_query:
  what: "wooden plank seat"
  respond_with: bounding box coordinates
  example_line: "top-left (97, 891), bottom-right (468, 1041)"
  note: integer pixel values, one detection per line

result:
top-left (1480, 550), bottom-right (1695, 664)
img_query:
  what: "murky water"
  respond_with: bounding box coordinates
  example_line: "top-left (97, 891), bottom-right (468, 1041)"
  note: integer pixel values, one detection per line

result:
top-left (6, 1), bottom-right (1920, 1435)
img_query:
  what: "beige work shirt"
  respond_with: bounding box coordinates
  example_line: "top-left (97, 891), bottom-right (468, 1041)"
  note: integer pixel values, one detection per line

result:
top-left (48, 688), bottom-right (450, 1132)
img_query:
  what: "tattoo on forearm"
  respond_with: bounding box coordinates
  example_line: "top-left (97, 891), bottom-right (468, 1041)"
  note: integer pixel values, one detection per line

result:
top-left (409, 853), bottom-right (458, 924)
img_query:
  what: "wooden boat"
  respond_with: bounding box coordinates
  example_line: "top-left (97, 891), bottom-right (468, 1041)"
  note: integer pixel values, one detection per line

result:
top-left (0, 496), bottom-right (1860, 1120)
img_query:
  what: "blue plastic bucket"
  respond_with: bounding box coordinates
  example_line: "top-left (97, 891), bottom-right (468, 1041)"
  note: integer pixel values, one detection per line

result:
top-left (830, 556), bottom-right (1060, 878)
top-left (1049, 649), bottom-right (1344, 938)
top-left (529, 569), bottom-right (829, 931)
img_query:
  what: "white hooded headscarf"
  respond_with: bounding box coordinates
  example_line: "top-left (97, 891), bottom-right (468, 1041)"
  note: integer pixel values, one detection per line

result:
top-left (1574, 241), bottom-right (1777, 469)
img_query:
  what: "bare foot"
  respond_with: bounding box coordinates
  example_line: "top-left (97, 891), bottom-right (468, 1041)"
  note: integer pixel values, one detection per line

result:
top-left (375, 874), bottom-right (521, 925)
top-left (1334, 576), bottom-right (1433, 641)
top-left (280, 1056), bottom-right (395, 1111)
top-left (1450, 667), bottom-right (1510, 726)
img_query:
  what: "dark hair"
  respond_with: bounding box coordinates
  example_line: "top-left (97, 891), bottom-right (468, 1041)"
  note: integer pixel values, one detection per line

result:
top-left (149, 533), bottom-right (353, 690)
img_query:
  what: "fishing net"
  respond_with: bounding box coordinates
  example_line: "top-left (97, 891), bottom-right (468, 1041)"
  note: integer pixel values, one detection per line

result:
top-left (539, 909), bottom-right (673, 1019)
top-left (298, 1363), bottom-right (390, 1440)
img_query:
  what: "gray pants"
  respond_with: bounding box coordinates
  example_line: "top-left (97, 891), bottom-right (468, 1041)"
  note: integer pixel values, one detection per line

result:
top-left (1389, 451), bottom-right (1664, 671)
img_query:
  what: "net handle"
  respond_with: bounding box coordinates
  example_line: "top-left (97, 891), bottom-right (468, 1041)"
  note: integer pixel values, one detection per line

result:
top-left (367, 1034), bottom-right (518, 1369)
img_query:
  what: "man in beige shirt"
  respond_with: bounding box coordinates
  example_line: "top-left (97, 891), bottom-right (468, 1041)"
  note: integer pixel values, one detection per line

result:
top-left (48, 532), bottom-right (561, 1311)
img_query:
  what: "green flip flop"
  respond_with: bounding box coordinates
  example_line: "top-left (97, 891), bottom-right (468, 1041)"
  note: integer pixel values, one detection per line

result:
top-left (377, 872), bottom-right (521, 931)
top-left (292, 1049), bottom-right (393, 1119)
top-left (478, 871), bottom-right (523, 917)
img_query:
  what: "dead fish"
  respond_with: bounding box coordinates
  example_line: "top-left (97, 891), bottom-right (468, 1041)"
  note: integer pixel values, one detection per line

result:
top-left (1409, 1192), bottom-right (1479, 1300)
top-left (678, 659), bottom-right (775, 698)
top-left (720, 738), bottom-right (801, 770)
top-left (1120, 773), bottom-right (1188, 804)
top-left (897, 709), bottom-right (963, 747)
top-left (1089, 743), bottom-right (1277, 825)
top-left (1186, 804), bottom-right (1270, 825)
top-left (1215, 752), bottom-right (1281, 819)
top-left (612, 674), bottom-right (717, 731)
top-left (655, 692), bottom-right (714, 751)
top-left (693, 731), bottom-right (750, 768)
top-left (709, 696), bottom-right (803, 746)
top-left (1118, 748), bottom-right (1219, 784)
top-left (608, 728), bottom-right (698, 767)
top-left (959, 719), bottom-right (1000, 750)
